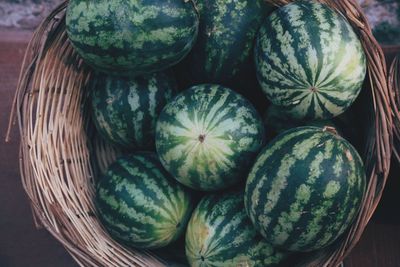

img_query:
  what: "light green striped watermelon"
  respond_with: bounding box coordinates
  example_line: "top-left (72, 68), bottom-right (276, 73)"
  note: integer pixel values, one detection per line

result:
top-left (66, 0), bottom-right (199, 76)
top-left (245, 127), bottom-right (366, 252)
top-left (155, 84), bottom-right (265, 191)
top-left (90, 72), bottom-right (176, 150)
top-left (180, 0), bottom-right (271, 83)
top-left (255, 1), bottom-right (366, 120)
top-left (95, 152), bottom-right (194, 249)
top-left (186, 191), bottom-right (286, 267)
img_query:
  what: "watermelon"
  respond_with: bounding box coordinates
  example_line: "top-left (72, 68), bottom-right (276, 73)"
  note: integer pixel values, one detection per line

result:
top-left (90, 72), bottom-right (176, 150)
top-left (244, 127), bottom-right (366, 252)
top-left (186, 191), bottom-right (286, 266)
top-left (264, 104), bottom-right (339, 138)
top-left (180, 0), bottom-right (271, 84)
top-left (155, 84), bottom-right (265, 191)
top-left (95, 152), bottom-right (194, 249)
top-left (255, 1), bottom-right (366, 120)
top-left (66, 0), bottom-right (199, 76)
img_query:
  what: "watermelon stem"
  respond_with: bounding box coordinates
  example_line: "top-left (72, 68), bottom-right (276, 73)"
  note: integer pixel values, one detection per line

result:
top-left (323, 126), bottom-right (339, 136)
top-left (198, 134), bottom-right (206, 143)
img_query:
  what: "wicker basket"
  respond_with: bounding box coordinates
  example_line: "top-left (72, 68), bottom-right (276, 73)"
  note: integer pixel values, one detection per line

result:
top-left (389, 54), bottom-right (400, 161)
top-left (7, 0), bottom-right (395, 266)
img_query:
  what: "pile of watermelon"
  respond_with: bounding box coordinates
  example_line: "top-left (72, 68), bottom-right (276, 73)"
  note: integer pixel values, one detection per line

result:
top-left (66, 0), bottom-right (367, 266)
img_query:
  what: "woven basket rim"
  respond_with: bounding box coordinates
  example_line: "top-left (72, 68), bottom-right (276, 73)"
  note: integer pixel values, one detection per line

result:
top-left (389, 54), bottom-right (400, 162)
top-left (7, 0), bottom-right (395, 266)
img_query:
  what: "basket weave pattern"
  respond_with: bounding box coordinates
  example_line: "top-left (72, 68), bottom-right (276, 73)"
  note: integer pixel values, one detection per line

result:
top-left (8, 0), bottom-right (394, 266)
top-left (390, 55), bottom-right (400, 161)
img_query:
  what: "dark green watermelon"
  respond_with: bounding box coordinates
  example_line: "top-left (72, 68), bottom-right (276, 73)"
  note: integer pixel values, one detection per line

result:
top-left (96, 152), bottom-right (194, 249)
top-left (156, 84), bottom-right (265, 191)
top-left (255, 1), bottom-right (366, 120)
top-left (90, 72), bottom-right (176, 150)
top-left (179, 0), bottom-right (271, 84)
top-left (185, 191), bottom-right (286, 266)
top-left (66, 0), bottom-right (199, 76)
top-left (245, 127), bottom-right (366, 252)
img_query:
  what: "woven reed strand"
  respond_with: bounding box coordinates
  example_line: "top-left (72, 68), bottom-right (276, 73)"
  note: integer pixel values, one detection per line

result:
top-left (389, 55), bottom-right (400, 162)
top-left (7, 0), bottom-right (394, 266)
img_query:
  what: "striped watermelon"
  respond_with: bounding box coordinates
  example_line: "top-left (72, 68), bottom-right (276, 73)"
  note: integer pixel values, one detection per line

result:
top-left (180, 0), bottom-right (271, 84)
top-left (66, 0), bottom-right (199, 76)
top-left (264, 104), bottom-right (339, 139)
top-left (244, 127), bottom-right (366, 252)
top-left (90, 72), bottom-right (176, 150)
top-left (95, 152), bottom-right (194, 249)
top-left (155, 84), bottom-right (265, 191)
top-left (255, 1), bottom-right (366, 120)
top-left (186, 191), bottom-right (286, 266)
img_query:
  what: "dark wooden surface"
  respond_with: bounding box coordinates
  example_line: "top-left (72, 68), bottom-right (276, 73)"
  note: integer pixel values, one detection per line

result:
top-left (1, 29), bottom-right (400, 267)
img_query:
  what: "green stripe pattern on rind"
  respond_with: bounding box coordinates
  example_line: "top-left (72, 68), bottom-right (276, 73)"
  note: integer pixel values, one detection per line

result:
top-left (244, 127), bottom-right (366, 252)
top-left (96, 152), bottom-right (194, 249)
top-left (181, 0), bottom-right (270, 83)
top-left (90, 72), bottom-right (176, 150)
top-left (186, 191), bottom-right (286, 267)
top-left (66, 0), bottom-right (199, 76)
top-left (255, 1), bottom-right (366, 120)
top-left (155, 84), bottom-right (265, 191)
